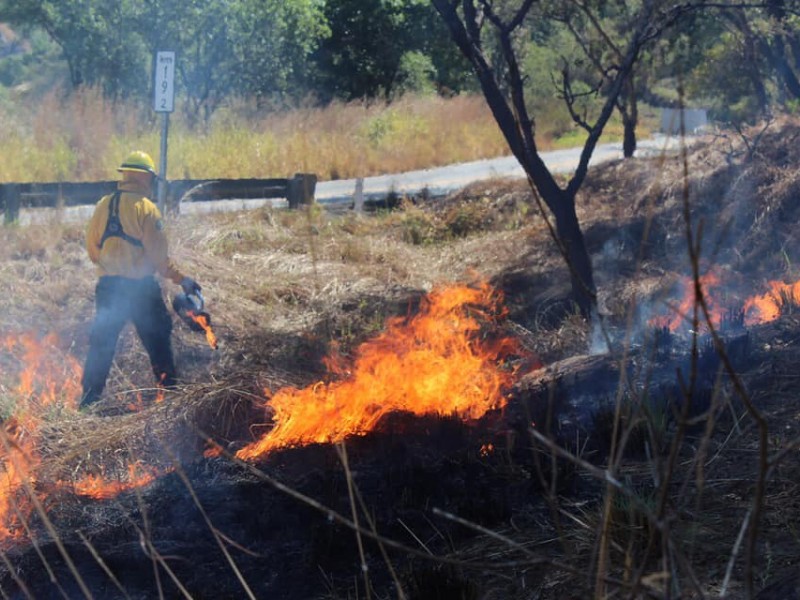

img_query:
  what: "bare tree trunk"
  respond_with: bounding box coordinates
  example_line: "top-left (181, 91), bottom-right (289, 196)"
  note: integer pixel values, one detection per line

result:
top-left (730, 3), bottom-right (800, 103)
top-left (623, 117), bottom-right (636, 158)
top-left (769, 34), bottom-right (800, 100)
top-left (620, 78), bottom-right (638, 159)
top-left (766, 0), bottom-right (800, 100)
top-left (748, 58), bottom-right (771, 114)
top-left (431, 0), bottom-right (658, 317)
top-left (549, 190), bottom-right (597, 317)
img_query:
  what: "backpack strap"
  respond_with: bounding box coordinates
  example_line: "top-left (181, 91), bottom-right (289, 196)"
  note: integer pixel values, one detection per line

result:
top-left (99, 191), bottom-right (144, 249)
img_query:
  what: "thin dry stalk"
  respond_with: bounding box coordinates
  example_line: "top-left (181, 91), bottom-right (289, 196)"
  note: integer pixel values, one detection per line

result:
top-left (76, 531), bottom-right (132, 600)
top-left (335, 443), bottom-right (372, 600)
top-left (588, 104), bottom-right (678, 600)
top-left (528, 428), bottom-right (658, 526)
top-left (528, 384), bottom-right (568, 554)
top-left (348, 459), bottom-right (408, 599)
top-left (7, 486), bottom-right (70, 599)
top-left (431, 507), bottom-right (660, 597)
top-left (721, 508), bottom-right (752, 597)
top-left (200, 430), bottom-right (596, 576)
top-left (129, 464), bottom-right (165, 600)
top-left (127, 520), bottom-right (194, 600)
top-left (398, 518), bottom-right (433, 555)
top-left (163, 450), bottom-right (258, 600)
top-left (0, 426), bottom-right (95, 600)
top-left (0, 548), bottom-right (33, 599)
top-left (687, 151), bottom-right (769, 600)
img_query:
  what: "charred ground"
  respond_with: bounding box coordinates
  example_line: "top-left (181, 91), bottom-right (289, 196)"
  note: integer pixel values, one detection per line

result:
top-left (1, 120), bottom-right (800, 598)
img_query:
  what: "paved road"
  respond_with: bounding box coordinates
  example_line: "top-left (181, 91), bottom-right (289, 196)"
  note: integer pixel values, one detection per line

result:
top-left (18, 134), bottom-right (685, 224)
top-left (314, 134), bottom-right (680, 205)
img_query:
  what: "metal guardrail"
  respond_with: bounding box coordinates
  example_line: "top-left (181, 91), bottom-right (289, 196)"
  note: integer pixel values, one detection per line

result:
top-left (0, 173), bottom-right (317, 224)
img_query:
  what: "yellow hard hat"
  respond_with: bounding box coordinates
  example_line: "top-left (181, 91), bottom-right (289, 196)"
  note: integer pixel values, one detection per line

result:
top-left (118, 150), bottom-right (157, 176)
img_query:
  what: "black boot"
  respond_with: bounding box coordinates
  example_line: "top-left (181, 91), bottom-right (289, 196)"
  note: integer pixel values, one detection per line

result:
top-left (79, 387), bottom-right (101, 410)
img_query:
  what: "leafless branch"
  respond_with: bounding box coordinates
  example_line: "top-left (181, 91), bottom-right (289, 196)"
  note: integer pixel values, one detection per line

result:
top-left (557, 63), bottom-right (601, 132)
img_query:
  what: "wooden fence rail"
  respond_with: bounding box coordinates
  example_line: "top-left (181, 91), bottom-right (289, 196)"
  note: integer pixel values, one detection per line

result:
top-left (0, 173), bottom-right (317, 225)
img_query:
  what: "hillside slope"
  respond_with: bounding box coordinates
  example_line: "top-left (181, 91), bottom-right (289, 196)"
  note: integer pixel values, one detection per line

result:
top-left (0, 118), bottom-right (799, 598)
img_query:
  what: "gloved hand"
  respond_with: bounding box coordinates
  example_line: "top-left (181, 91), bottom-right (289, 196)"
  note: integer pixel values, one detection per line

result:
top-left (180, 276), bottom-right (202, 297)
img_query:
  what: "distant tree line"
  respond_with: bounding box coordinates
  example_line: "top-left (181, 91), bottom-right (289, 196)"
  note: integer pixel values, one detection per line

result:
top-left (0, 0), bottom-right (471, 123)
top-left (0, 0), bottom-right (798, 127)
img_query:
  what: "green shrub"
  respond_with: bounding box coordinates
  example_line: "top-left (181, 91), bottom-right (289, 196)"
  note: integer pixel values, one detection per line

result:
top-left (394, 51), bottom-right (437, 97)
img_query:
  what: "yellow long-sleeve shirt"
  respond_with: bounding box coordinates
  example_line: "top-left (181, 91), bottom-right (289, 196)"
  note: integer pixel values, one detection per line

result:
top-left (86, 181), bottom-right (185, 284)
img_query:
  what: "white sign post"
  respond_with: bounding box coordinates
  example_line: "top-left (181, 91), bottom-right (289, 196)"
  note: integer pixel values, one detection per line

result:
top-left (154, 51), bottom-right (175, 213)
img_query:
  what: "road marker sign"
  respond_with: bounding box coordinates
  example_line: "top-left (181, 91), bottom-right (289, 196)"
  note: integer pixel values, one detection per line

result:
top-left (154, 51), bottom-right (175, 113)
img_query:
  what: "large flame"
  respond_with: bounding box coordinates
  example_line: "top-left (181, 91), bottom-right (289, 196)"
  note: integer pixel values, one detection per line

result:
top-left (0, 283), bottom-right (532, 543)
top-left (236, 283), bottom-right (526, 461)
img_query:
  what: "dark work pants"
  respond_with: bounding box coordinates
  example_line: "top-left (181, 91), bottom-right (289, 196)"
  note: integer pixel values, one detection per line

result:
top-left (81, 276), bottom-right (176, 407)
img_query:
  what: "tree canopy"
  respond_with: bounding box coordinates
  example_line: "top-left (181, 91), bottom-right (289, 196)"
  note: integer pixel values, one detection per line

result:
top-left (0, 0), bottom-right (797, 126)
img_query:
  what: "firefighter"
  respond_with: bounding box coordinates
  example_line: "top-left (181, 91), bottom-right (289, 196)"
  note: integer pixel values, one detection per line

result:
top-left (80, 150), bottom-right (201, 409)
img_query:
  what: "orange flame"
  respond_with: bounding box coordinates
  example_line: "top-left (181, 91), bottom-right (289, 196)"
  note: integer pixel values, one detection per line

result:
top-left (155, 372), bottom-right (167, 403)
top-left (127, 375), bottom-right (167, 411)
top-left (236, 283), bottom-right (527, 460)
top-left (650, 272), bottom-right (725, 332)
top-left (0, 334), bottom-right (82, 540)
top-left (0, 334), bottom-right (183, 544)
top-left (0, 422), bottom-right (36, 542)
top-left (743, 280), bottom-right (800, 325)
top-left (11, 333), bottom-right (82, 420)
top-left (127, 391), bottom-right (145, 412)
top-left (188, 311), bottom-right (218, 349)
top-left (203, 443), bottom-right (223, 459)
top-left (72, 463), bottom-right (165, 500)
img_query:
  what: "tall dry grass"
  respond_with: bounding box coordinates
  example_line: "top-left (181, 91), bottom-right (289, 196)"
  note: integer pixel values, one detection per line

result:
top-left (0, 89), bottom-right (653, 184)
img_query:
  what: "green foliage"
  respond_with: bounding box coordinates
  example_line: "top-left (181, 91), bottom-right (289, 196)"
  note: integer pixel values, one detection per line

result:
top-left (315, 0), bottom-right (473, 100)
top-left (0, 0), bottom-right (794, 129)
top-left (685, 33), bottom-right (768, 123)
top-left (394, 50), bottom-right (436, 96)
top-left (0, 53), bottom-right (22, 87)
top-left (362, 107), bottom-right (428, 148)
top-left (0, 25), bottom-right (64, 94)
top-left (0, 0), bottom-right (329, 121)
top-left (0, 0), bottom-right (475, 115)
top-left (224, 0), bottom-right (330, 100)
top-left (399, 208), bottom-right (438, 245)
top-left (443, 202), bottom-right (493, 238)
top-left (316, 0), bottom-right (413, 99)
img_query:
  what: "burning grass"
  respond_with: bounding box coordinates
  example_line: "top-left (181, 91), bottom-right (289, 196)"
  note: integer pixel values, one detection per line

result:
top-left (236, 282), bottom-right (530, 459)
top-left (1, 117), bottom-right (800, 597)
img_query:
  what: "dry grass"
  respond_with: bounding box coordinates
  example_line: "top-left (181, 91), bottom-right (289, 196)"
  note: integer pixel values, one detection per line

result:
top-left (2, 116), bottom-right (800, 598)
top-left (0, 92), bottom-right (511, 183)
top-left (0, 90), bottom-right (657, 184)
